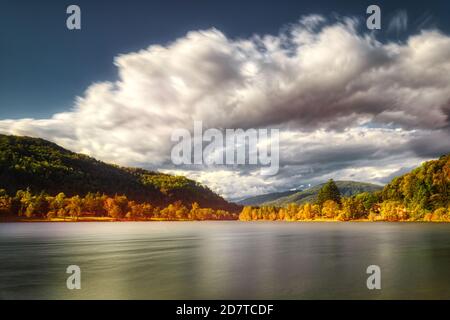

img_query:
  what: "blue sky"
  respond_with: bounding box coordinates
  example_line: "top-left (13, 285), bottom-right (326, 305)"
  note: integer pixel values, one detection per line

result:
top-left (1, 0), bottom-right (449, 119)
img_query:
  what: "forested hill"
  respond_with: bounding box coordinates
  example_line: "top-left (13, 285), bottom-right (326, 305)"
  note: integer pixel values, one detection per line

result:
top-left (239, 155), bottom-right (450, 222)
top-left (236, 190), bottom-right (299, 206)
top-left (0, 134), bottom-right (239, 212)
top-left (256, 181), bottom-right (382, 207)
top-left (382, 154), bottom-right (450, 211)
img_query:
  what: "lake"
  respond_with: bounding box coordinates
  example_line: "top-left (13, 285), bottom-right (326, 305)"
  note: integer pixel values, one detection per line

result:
top-left (1, 221), bottom-right (450, 299)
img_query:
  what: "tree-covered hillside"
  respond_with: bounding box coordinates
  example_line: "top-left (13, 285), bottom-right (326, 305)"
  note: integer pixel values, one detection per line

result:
top-left (236, 190), bottom-right (299, 206)
top-left (382, 154), bottom-right (450, 213)
top-left (264, 181), bottom-right (382, 207)
top-left (239, 156), bottom-right (450, 222)
top-left (0, 134), bottom-right (239, 212)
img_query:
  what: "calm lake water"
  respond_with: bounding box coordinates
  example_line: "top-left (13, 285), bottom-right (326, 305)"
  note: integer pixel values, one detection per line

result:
top-left (1, 222), bottom-right (450, 300)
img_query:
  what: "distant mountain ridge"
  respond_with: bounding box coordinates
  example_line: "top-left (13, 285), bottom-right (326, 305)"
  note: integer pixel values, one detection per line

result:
top-left (236, 190), bottom-right (299, 205)
top-left (238, 181), bottom-right (383, 207)
top-left (0, 134), bottom-right (239, 212)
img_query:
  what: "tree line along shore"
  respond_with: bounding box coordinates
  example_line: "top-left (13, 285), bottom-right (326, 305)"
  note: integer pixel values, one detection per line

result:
top-left (2, 177), bottom-right (450, 222)
top-left (239, 179), bottom-right (450, 222)
top-left (0, 189), bottom-right (237, 221)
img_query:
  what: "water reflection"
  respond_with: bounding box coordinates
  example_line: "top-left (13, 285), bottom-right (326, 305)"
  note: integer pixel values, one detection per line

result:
top-left (1, 222), bottom-right (450, 299)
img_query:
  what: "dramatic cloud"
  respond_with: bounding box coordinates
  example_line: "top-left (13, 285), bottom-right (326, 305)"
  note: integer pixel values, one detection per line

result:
top-left (1, 15), bottom-right (450, 199)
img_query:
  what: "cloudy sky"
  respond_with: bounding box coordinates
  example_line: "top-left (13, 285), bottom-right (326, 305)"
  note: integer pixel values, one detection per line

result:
top-left (1, 0), bottom-right (450, 200)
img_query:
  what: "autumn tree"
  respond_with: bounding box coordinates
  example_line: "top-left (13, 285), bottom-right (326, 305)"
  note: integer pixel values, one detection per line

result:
top-left (15, 189), bottom-right (32, 217)
top-left (189, 202), bottom-right (200, 220)
top-left (104, 195), bottom-right (129, 219)
top-left (66, 195), bottom-right (82, 220)
top-left (83, 192), bottom-right (106, 216)
top-left (302, 203), bottom-right (314, 220)
top-left (0, 189), bottom-right (12, 217)
top-left (321, 200), bottom-right (339, 219)
top-left (28, 192), bottom-right (49, 218)
top-left (49, 192), bottom-right (68, 219)
top-left (239, 206), bottom-right (252, 221)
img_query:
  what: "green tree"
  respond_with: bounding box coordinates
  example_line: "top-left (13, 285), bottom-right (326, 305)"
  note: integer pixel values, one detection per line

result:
top-left (317, 179), bottom-right (341, 206)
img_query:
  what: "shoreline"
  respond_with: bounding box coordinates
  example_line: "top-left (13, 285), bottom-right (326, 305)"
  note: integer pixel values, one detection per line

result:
top-left (1, 217), bottom-right (449, 223)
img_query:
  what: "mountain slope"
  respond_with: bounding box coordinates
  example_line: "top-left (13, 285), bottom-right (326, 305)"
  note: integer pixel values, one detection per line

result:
top-left (236, 190), bottom-right (299, 206)
top-left (263, 181), bottom-right (382, 207)
top-left (0, 134), bottom-right (239, 211)
top-left (382, 154), bottom-right (450, 211)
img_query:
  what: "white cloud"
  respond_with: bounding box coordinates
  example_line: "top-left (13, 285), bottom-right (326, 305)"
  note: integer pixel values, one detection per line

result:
top-left (1, 15), bottom-right (450, 199)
